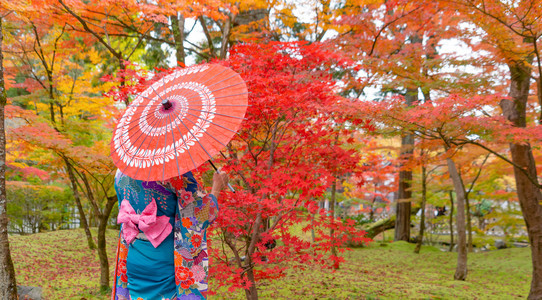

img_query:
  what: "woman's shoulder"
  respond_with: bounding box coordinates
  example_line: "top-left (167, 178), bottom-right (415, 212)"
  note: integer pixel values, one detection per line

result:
top-left (165, 171), bottom-right (198, 191)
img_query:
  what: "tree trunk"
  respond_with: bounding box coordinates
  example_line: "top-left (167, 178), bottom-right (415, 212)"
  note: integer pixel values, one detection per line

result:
top-left (465, 195), bottom-right (473, 252)
top-left (363, 216), bottom-right (395, 239)
top-left (0, 16), bottom-right (18, 299)
top-left (170, 13), bottom-right (185, 65)
top-left (220, 15), bottom-right (235, 59)
top-left (414, 165), bottom-right (427, 254)
top-left (500, 61), bottom-right (542, 299)
top-left (80, 172), bottom-right (101, 226)
top-left (97, 196), bottom-right (116, 292)
top-left (448, 191), bottom-right (454, 252)
top-left (369, 196), bottom-right (375, 221)
top-left (243, 262), bottom-right (258, 300)
top-left (395, 133), bottom-right (414, 241)
top-left (70, 166), bottom-right (116, 291)
top-left (311, 213), bottom-right (316, 243)
top-left (64, 157), bottom-right (95, 250)
top-left (198, 16), bottom-right (216, 59)
top-left (243, 211), bottom-right (262, 300)
top-left (395, 89), bottom-right (416, 242)
top-left (330, 179), bottom-right (339, 269)
top-left (446, 158), bottom-right (467, 280)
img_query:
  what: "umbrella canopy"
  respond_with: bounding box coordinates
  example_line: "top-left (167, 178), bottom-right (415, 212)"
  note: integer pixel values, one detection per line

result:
top-left (110, 64), bottom-right (248, 181)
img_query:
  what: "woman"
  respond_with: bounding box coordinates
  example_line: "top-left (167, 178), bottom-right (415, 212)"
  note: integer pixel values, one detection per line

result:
top-left (111, 169), bottom-right (228, 300)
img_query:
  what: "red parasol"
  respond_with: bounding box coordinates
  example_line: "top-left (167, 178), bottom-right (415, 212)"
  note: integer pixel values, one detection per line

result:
top-left (110, 64), bottom-right (248, 182)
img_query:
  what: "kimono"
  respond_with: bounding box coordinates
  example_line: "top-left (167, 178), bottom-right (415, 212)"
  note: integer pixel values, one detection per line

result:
top-left (111, 170), bottom-right (219, 300)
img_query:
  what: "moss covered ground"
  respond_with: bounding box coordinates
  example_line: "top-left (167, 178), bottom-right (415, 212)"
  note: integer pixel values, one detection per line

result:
top-left (9, 229), bottom-right (531, 299)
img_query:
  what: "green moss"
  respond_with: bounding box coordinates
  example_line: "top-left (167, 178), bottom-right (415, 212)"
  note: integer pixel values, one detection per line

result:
top-left (9, 229), bottom-right (531, 299)
top-left (211, 240), bottom-right (530, 299)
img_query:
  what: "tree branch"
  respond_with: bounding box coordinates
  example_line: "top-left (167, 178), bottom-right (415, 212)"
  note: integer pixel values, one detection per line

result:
top-left (57, 0), bottom-right (123, 59)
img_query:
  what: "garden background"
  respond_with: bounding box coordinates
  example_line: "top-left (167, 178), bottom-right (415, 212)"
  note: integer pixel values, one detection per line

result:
top-left (0, 0), bottom-right (540, 299)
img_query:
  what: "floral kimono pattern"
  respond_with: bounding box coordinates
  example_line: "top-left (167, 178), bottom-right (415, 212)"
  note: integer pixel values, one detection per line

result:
top-left (111, 170), bottom-right (219, 300)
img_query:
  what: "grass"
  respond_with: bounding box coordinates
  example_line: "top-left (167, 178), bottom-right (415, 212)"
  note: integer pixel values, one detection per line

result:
top-left (10, 228), bottom-right (118, 299)
top-left (212, 241), bottom-right (530, 299)
top-left (9, 229), bottom-right (531, 299)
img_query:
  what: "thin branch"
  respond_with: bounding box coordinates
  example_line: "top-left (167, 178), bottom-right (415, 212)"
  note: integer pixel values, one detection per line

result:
top-left (50, 23), bottom-right (67, 73)
top-left (126, 24), bottom-right (153, 60)
top-left (368, 5), bottom-right (425, 56)
top-left (453, 0), bottom-right (534, 39)
top-left (198, 16), bottom-right (216, 57)
top-left (466, 140), bottom-right (542, 189)
top-left (466, 153), bottom-right (490, 196)
top-left (58, 0), bottom-right (123, 59)
top-left (222, 230), bottom-right (244, 269)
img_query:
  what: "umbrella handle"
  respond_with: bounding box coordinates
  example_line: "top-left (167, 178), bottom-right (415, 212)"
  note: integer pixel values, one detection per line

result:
top-left (226, 182), bottom-right (235, 192)
top-left (216, 169), bottom-right (235, 193)
top-left (209, 160), bottom-right (235, 192)
top-left (215, 169), bottom-right (235, 192)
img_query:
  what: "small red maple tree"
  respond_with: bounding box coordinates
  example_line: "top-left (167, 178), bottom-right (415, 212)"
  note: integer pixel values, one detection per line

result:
top-left (207, 42), bottom-right (371, 299)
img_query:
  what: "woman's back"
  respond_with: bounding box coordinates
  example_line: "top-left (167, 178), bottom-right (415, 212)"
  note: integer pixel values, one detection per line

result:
top-left (112, 170), bottom-right (218, 300)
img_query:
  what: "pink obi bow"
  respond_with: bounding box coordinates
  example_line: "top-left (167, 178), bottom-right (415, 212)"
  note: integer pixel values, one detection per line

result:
top-left (117, 198), bottom-right (172, 248)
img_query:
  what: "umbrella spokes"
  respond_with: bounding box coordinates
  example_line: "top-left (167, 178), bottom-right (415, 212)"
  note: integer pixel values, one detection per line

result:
top-left (113, 110), bottom-right (165, 166)
top-left (111, 64), bottom-right (248, 182)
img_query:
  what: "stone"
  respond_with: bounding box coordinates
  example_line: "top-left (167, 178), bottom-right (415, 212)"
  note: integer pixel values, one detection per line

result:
top-left (495, 239), bottom-right (507, 249)
top-left (512, 242), bottom-right (529, 248)
top-left (17, 286), bottom-right (42, 300)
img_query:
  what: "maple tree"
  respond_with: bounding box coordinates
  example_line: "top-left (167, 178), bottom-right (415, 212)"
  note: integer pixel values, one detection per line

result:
top-left (412, 143), bottom-right (499, 253)
top-left (4, 80), bottom-right (116, 291)
top-left (0, 3), bottom-right (17, 299)
top-left (408, 143), bottom-right (437, 254)
top-left (356, 93), bottom-right (533, 279)
top-left (4, 3), bottom-right (281, 293)
top-left (406, 149), bottom-right (492, 254)
top-left (329, 0), bottom-right (451, 242)
top-left (209, 41), bottom-right (370, 299)
top-left (1, 2), bottom-right (119, 291)
top-left (51, 0), bottom-right (269, 66)
top-left (195, 0), bottom-right (294, 60)
top-left (5, 102), bottom-right (117, 290)
top-left (440, 1), bottom-right (542, 297)
top-left (451, 149), bottom-right (494, 252)
top-left (328, 0), bottom-right (507, 247)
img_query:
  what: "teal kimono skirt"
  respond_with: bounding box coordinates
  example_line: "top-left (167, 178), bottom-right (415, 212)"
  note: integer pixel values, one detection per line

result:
top-left (111, 170), bottom-right (219, 300)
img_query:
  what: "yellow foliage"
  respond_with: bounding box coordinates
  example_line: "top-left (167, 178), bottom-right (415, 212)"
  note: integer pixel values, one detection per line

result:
top-left (345, 0), bottom-right (384, 6)
top-left (9, 162), bottom-right (29, 170)
top-left (0, 0), bottom-right (31, 12)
